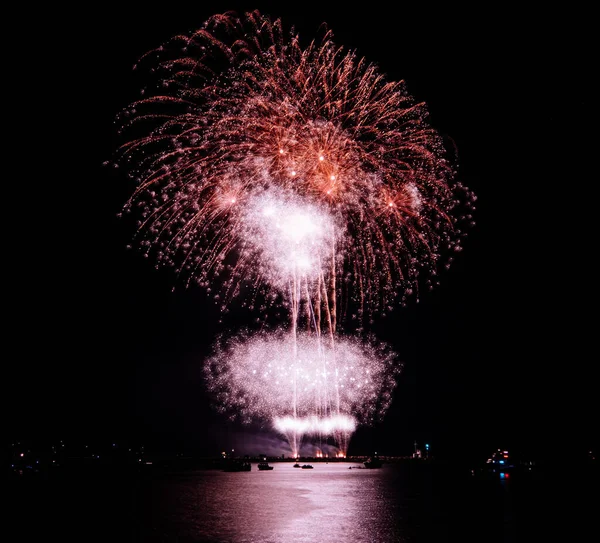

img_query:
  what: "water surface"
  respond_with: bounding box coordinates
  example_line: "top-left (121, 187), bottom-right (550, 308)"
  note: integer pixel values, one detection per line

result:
top-left (11, 460), bottom-right (595, 542)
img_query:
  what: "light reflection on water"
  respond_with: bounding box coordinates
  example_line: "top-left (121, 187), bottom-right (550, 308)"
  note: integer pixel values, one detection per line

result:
top-left (14, 459), bottom-right (574, 542)
top-left (141, 462), bottom-right (405, 542)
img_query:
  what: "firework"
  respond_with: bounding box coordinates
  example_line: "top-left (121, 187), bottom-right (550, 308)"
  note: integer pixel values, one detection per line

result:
top-left (114, 10), bottom-right (475, 455)
top-left (204, 330), bottom-right (399, 455)
top-left (115, 10), bottom-right (475, 326)
top-left (238, 188), bottom-right (337, 288)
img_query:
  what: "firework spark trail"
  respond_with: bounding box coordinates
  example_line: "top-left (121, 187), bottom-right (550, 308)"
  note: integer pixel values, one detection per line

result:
top-left (115, 10), bottom-right (475, 455)
top-left (115, 10), bottom-right (476, 326)
top-left (204, 330), bottom-right (400, 456)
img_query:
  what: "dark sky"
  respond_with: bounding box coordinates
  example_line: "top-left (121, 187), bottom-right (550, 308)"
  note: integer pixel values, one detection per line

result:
top-left (11, 3), bottom-right (596, 462)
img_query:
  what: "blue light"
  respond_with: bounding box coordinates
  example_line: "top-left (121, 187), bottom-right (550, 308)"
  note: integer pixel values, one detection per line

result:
top-left (425, 443), bottom-right (429, 450)
top-left (499, 460), bottom-right (504, 464)
top-left (499, 472), bottom-right (506, 479)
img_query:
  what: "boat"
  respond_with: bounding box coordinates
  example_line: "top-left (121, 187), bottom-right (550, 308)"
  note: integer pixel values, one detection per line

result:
top-left (223, 460), bottom-right (252, 472)
top-left (485, 449), bottom-right (514, 472)
top-left (363, 455), bottom-right (383, 469)
top-left (257, 462), bottom-right (274, 470)
top-left (293, 463), bottom-right (301, 468)
top-left (470, 449), bottom-right (522, 478)
top-left (301, 464), bottom-right (314, 469)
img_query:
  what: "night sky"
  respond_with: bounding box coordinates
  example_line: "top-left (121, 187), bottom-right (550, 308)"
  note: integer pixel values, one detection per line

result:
top-left (11, 3), bottom-right (596, 463)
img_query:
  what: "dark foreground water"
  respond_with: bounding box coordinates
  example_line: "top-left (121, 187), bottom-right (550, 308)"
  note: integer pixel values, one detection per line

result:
top-left (9, 461), bottom-right (597, 542)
